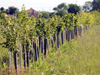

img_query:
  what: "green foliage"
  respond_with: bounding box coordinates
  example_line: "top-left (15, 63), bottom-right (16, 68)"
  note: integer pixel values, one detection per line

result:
top-left (0, 13), bottom-right (18, 51)
top-left (91, 10), bottom-right (100, 25)
top-left (63, 13), bottom-right (75, 31)
top-left (48, 14), bottom-right (58, 35)
top-left (0, 4), bottom-right (100, 51)
top-left (0, 4), bottom-right (100, 52)
top-left (36, 16), bottom-right (50, 39)
top-left (76, 11), bottom-right (100, 27)
top-left (0, 5), bottom-right (37, 52)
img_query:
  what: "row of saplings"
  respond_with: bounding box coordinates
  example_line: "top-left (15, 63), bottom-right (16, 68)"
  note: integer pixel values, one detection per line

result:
top-left (0, 6), bottom-right (99, 74)
top-left (10, 25), bottom-right (88, 73)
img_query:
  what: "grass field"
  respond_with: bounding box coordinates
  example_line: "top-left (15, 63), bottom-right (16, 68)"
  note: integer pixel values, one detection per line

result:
top-left (0, 25), bottom-right (100, 75)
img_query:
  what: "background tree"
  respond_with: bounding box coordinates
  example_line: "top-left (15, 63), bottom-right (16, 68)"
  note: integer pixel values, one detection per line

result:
top-left (0, 7), bottom-right (5, 15)
top-left (83, 1), bottom-right (93, 12)
top-left (92, 0), bottom-right (100, 11)
top-left (57, 9), bottom-right (67, 17)
top-left (53, 3), bottom-right (68, 17)
top-left (0, 7), bottom-right (4, 11)
top-left (7, 6), bottom-right (19, 14)
top-left (68, 4), bottom-right (81, 14)
top-left (42, 12), bottom-right (49, 19)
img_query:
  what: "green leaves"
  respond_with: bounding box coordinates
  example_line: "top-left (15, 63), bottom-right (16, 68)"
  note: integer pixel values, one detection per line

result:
top-left (0, 5), bottom-right (100, 52)
top-left (56, 16), bottom-right (65, 34)
top-left (76, 11), bottom-right (100, 27)
top-left (63, 13), bottom-right (76, 31)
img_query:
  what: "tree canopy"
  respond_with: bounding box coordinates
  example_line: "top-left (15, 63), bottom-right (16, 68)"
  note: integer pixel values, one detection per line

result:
top-left (0, 7), bottom-right (4, 11)
top-left (7, 6), bottom-right (19, 14)
top-left (92, 0), bottom-right (100, 11)
top-left (68, 4), bottom-right (81, 14)
top-left (42, 12), bottom-right (49, 19)
top-left (53, 3), bottom-right (68, 17)
top-left (83, 1), bottom-right (93, 12)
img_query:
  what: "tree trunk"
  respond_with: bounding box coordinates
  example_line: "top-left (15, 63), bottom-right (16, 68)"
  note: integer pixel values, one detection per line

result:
top-left (14, 51), bottom-right (17, 73)
top-left (44, 38), bottom-right (47, 58)
top-left (41, 39), bottom-right (43, 54)
top-left (29, 50), bottom-right (32, 60)
top-left (19, 39), bottom-right (22, 69)
top-left (23, 44), bottom-right (26, 68)
top-left (74, 27), bottom-right (78, 38)
top-left (59, 32), bottom-right (61, 46)
top-left (51, 36), bottom-right (54, 48)
top-left (41, 35), bottom-right (44, 60)
top-left (83, 26), bottom-right (86, 32)
top-left (26, 51), bottom-right (29, 68)
top-left (86, 25), bottom-right (88, 30)
top-left (47, 39), bottom-right (49, 50)
top-left (79, 26), bottom-right (82, 37)
top-left (71, 29), bottom-right (74, 39)
top-left (66, 30), bottom-right (68, 42)
top-left (37, 36), bottom-right (40, 60)
top-left (53, 34), bottom-right (57, 49)
top-left (55, 33), bottom-right (57, 51)
top-left (61, 31), bottom-right (63, 44)
top-left (37, 44), bottom-right (39, 60)
top-left (53, 34), bottom-right (56, 43)
top-left (57, 32), bottom-right (60, 48)
top-left (8, 47), bottom-right (12, 71)
top-left (63, 30), bottom-right (66, 43)
top-left (39, 36), bottom-right (41, 50)
top-left (33, 41), bottom-right (37, 61)
top-left (48, 39), bottom-right (50, 50)
top-left (67, 31), bottom-right (71, 42)
top-left (31, 38), bottom-right (34, 62)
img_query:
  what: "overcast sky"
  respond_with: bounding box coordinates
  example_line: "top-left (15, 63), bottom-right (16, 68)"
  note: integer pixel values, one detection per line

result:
top-left (0, 0), bottom-right (93, 12)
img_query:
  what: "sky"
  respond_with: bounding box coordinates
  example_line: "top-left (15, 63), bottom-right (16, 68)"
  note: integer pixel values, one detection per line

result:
top-left (0, 0), bottom-right (93, 12)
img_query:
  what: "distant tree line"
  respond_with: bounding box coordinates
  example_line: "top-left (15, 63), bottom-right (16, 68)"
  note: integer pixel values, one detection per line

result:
top-left (42, 0), bottom-right (100, 18)
top-left (0, 6), bottom-right (19, 15)
top-left (0, 0), bottom-right (100, 18)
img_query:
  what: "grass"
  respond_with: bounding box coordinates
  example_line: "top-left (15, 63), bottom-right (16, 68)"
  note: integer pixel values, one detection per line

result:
top-left (0, 25), bottom-right (100, 75)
